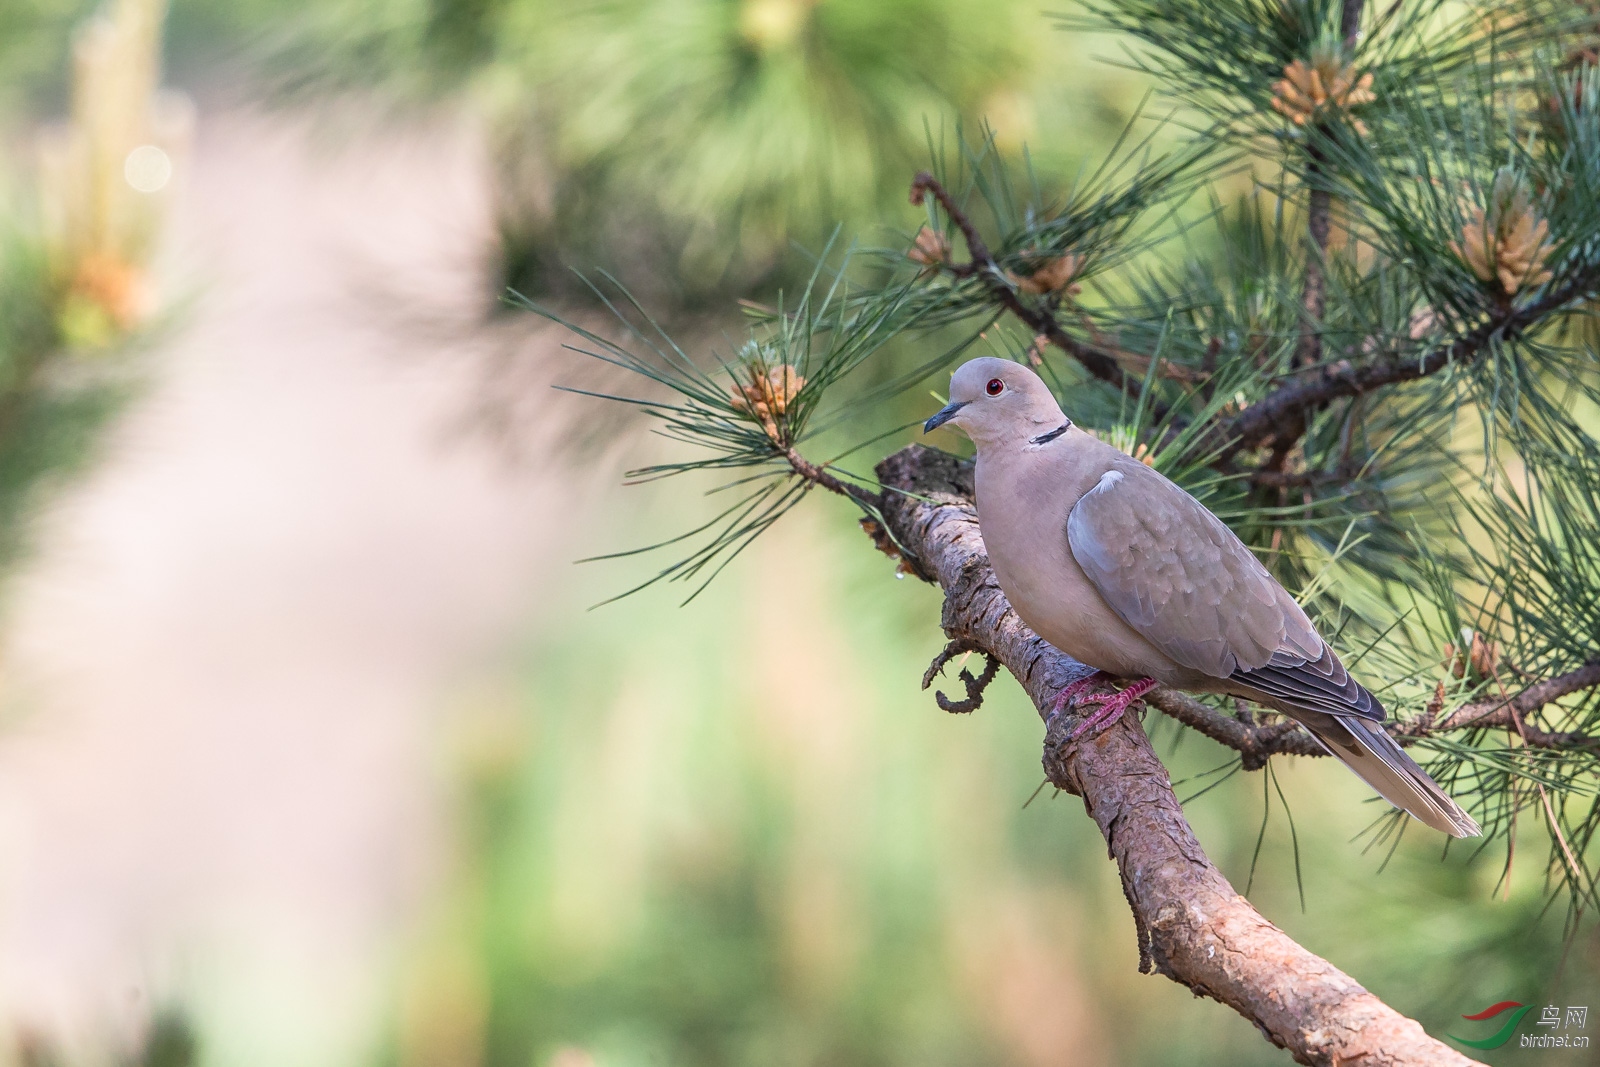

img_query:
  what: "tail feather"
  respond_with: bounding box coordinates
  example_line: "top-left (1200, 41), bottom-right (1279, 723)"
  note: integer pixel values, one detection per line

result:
top-left (1297, 712), bottom-right (1481, 838)
top-left (1232, 658), bottom-right (1479, 837)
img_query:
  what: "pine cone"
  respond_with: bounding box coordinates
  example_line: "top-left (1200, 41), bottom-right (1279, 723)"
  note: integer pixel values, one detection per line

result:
top-left (907, 227), bottom-right (951, 274)
top-left (1469, 632), bottom-right (1502, 679)
top-left (1006, 252), bottom-right (1083, 297)
top-left (1447, 170), bottom-right (1554, 295)
top-left (1442, 631), bottom-right (1505, 680)
top-left (1024, 333), bottom-right (1049, 366)
top-left (1269, 55), bottom-right (1376, 135)
top-left (730, 363), bottom-right (806, 441)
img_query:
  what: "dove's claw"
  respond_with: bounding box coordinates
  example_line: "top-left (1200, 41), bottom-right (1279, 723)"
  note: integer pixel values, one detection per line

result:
top-left (1045, 671), bottom-right (1112, 731)
top-left (1068, 677), bottom-right (1158, 739)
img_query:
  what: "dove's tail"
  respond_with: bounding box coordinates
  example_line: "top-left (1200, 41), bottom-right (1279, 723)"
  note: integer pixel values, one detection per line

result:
top-left (1294, 711), bottom-right (1481, 838)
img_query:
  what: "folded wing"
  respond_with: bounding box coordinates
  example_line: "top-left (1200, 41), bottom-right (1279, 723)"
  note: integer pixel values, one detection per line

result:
top-left (1065, 463), bottom-right (1478, 837)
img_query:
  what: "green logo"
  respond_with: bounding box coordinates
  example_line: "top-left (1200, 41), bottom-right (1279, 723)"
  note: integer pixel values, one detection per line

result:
top-left (1451, 1001), bottom-right (1534, 1050)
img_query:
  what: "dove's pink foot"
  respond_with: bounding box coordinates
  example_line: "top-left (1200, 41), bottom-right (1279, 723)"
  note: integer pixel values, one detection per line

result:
top-left (1045, 671), bottom-right (1112, 731)
top-left (1070, 677), bottom-right (1158, 739)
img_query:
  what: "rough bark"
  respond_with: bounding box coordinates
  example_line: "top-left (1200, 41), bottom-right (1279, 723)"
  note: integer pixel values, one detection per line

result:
top-left (875, 443), bottom-right (1483, 1067)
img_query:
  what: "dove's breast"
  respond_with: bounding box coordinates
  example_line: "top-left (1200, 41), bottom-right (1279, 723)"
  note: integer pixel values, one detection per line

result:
top-left (973, 443), bottom-right (1201, 687)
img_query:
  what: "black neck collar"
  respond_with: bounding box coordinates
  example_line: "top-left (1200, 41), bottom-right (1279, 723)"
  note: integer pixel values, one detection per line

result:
top-left (1030, 420), bottom-right (1072, 445)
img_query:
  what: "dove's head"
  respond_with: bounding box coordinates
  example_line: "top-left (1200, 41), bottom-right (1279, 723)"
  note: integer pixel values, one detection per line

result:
top-left (923, 357), bottom-right (1068, 448)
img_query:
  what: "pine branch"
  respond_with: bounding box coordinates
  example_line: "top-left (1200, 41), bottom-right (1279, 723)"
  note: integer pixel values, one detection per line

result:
top-left (781, 443), bottom-right (882, 511)
top-left (908, 171), bottom-right (1139, 394)
top-left (1297, 177), bottom-right (1332, 372)
top-left (1432, 661), bottom-right (1600, 738)
top-left (1340, 0), bottom-right (1365, 43)
top-left (1220, 273), bottom-right (1600, 458)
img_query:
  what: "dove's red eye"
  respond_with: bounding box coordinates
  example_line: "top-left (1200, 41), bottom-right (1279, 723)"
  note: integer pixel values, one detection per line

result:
top-left (986, 378), bottom-right (1005, 396)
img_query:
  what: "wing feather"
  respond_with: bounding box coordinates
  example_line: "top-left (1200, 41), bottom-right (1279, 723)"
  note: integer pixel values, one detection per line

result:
top-left (1066, 463), bottom-right (1381, 721)
top-left (1061, 459), bottom-right (1476, 832)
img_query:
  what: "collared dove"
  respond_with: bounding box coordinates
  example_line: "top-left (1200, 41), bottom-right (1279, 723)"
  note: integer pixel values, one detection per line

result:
top-left (923, 356), bottom-right (1480, 837)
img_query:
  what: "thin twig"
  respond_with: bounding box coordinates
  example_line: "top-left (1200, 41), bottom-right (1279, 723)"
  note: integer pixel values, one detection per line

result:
top-left (909, 172), bottom-right (1141, 395)
top-left (1295, 0), bottom-right (1361, 370)
top-left (782, 444), bottom-right (881, 510)
top-left (1298, 175), bottom-right (1331, 370)
top-left (1341, 0), bottom-right (1365, 44)
top-left (1432, 660), bottom-right (1600, 737)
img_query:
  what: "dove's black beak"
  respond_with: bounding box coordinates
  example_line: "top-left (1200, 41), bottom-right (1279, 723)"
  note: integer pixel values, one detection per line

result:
top-left (923, 401), bottom-right (967, 434)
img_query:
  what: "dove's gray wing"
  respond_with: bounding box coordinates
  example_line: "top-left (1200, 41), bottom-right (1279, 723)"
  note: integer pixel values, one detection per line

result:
top-left (1064, 464), bottom-right (1479, 837)
top-left (1064, 465), bottom-right (1381, 721)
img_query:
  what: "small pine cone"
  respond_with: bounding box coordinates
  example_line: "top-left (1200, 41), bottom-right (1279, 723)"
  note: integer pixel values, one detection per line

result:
top-left (1024, 333), bottom-right (1049, 366)
top-left (1442, 631), bottom-right (1506, 681)
top-left (760, 365), bottom-right (805, 415)
top-left (730, 363), bottom-right (806, 441)
top-left (1442, 642), bottom-right (1463, 679)
top-left (1448, 171), bottom-right (1554, 296)
top-left (1007, 252), bottom-right (1083, 296)
top-left (730, 385), bottom-right (769, 418)
top-left (1270, 55), bottom-right (1375, 135)
top-left (1468, 631), bottom-right (1502, 679)
top-left (907, 227), bottom-right (951, 273)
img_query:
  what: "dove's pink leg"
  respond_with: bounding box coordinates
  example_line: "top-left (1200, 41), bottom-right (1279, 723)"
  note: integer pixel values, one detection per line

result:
top-left (1045, 671), bottom-right (1112, 730)
top-left (1070, 677), bottom-right (1158, 739)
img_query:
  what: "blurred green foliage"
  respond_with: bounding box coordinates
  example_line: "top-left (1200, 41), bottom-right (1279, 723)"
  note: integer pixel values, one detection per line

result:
top-left (0, 218), bottom-right (131, 576)
top-left (254, 0), bottom-right (1164, 304)
top-left (0, 0), bottom-right (83, 112)
top-left (485, 0), bottom-right (1036, 301)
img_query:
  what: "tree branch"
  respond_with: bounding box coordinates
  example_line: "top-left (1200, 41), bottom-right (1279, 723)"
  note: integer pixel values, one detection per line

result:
top-left (782, 428), bottom-right (1600, 763)
top-left (1299, 0), bottom-right (1354, 378)
top-left (1430, 661), bottom-right (1600, 742)
top-left (870, 443), bottom-right (1483, 1067)
top-left (908, 171), bottom-right (1141, 395)
top-left (1341, 0), bottom-right (1365, 44)
top-left (781, 444), bottom-right (882, 512)
top-left (904, 165), bottom-right (1598, 491)
top-left (1144, 687), bottom-right (1325, 765)
top-left (1219, 277), bottom-right (1598, 460)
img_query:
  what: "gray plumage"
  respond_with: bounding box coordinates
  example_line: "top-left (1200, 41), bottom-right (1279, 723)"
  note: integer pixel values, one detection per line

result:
top-left (924, 356), bottom-right (1479, 837)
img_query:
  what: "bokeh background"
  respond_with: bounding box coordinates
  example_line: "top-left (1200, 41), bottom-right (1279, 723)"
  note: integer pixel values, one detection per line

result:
top-left (0, 2), bottom-right (1596, 1065)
